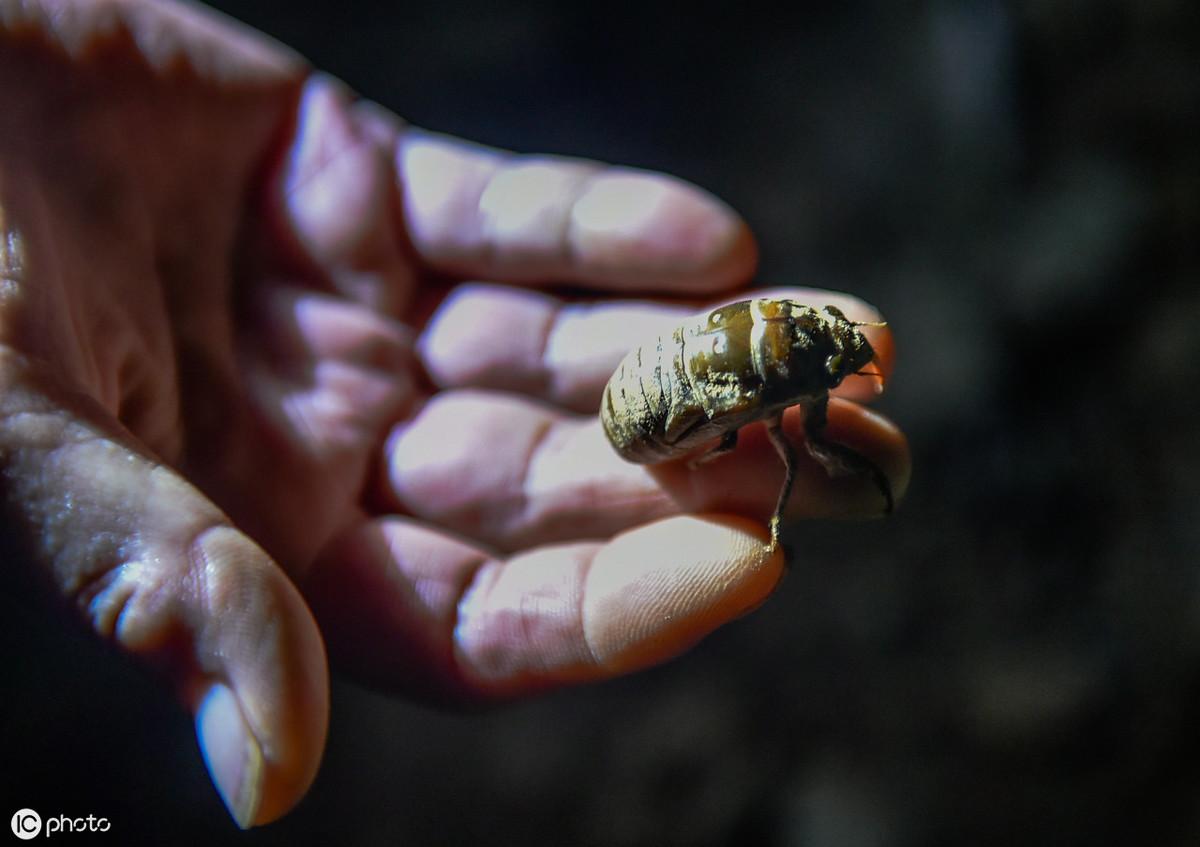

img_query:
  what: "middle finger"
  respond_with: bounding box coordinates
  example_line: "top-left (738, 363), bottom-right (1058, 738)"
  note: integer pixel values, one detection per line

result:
top-left (417, 283), bottom-right (894, 414)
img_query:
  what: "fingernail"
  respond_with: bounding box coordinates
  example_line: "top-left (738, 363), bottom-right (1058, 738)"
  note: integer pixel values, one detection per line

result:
top-left (197, 683), bottom-right (263, 829)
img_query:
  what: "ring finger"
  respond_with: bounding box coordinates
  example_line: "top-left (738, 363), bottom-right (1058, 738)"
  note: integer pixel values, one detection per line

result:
top-left (379, 388), bottom-right (906, 552)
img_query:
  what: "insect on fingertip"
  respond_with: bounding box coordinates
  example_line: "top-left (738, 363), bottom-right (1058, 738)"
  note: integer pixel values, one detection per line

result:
top-left (600, 298), bottom-right (897, 537)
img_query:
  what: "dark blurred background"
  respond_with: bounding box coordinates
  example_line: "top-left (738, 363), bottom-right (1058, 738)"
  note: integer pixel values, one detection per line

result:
top-left (3, 0), bottom-right (1199, 844)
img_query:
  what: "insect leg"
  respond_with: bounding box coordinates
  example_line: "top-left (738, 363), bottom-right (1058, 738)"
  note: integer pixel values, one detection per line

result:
top-left (802, 395), bottom-right (894, 514)
top-left (687, 430), bottom-right (738, 470)
top-left (764, 414), bottom-right (796, 552)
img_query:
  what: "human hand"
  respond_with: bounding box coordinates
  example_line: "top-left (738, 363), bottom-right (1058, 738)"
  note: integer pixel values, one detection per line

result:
top-left (0, 0), bottom-right (908, 828)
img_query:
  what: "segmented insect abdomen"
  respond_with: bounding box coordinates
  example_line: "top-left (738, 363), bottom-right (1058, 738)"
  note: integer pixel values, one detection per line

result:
top-left (600, 328), bottom-right (695, 463)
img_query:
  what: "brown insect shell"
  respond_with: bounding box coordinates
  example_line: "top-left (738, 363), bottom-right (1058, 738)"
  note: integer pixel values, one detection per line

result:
top-left (760, 301), bottom-right (878, 399)
top-left (600, 299), bottom-right (877, 464)
top-left (683, 299), bottom-right (874, 415)
top-left (678, 302), bottom-right (762, 421)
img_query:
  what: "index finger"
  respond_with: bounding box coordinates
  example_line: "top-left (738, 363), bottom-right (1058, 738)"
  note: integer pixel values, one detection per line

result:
top-left (398, 129), bottom-right (759, 293)
top-left (305, 514), bottom-right (784, 701)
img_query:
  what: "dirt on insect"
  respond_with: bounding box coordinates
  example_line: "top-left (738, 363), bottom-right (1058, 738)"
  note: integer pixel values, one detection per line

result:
top-left (600, 298), bottom-right (892, 550)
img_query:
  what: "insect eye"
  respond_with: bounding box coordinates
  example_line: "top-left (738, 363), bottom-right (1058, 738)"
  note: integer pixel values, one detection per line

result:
top-left (825, 353), bottom-right (843, 377)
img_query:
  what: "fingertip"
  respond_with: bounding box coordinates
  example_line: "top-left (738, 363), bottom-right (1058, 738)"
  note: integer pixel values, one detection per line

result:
top-left (568, 171), bottom-right (759, 292)
top-left (581, 515), bottom-right (784, 674)
top-left (248, 593), bottom-right (331, 827)
top-left (398, 129), bottom-right (758, 292)
top-left (188, 531), bottom-right (330, 827)
top-left (715, 217), bottom-right (760, 291)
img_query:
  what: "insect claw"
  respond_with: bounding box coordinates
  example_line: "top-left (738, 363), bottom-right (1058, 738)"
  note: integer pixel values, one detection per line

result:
top-left (766, 515), bottom-right (781, 553)
top-left (875, 466), bottom-right (895, 515)
top-left (804, 435), bottom-right (894, 514)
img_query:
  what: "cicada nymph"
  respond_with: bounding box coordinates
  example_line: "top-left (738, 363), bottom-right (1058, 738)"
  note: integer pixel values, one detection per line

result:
top-left (600, 298), bottom-right (892, 550)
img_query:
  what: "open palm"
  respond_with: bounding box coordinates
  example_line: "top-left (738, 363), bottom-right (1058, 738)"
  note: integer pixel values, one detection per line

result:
top-left (0, 0), bottom-right (907, 828)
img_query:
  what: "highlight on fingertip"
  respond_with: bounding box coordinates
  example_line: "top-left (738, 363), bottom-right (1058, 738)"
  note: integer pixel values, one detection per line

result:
top-left (580, 514), bottom-right (785, 674)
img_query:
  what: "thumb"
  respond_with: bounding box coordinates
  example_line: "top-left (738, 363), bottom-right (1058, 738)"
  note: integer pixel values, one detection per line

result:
top-left (0, 355), bottom-right (328, 828)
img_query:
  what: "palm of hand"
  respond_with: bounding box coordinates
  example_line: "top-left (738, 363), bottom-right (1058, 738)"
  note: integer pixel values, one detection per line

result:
top-left (0, 0), bottom-right (906, 829)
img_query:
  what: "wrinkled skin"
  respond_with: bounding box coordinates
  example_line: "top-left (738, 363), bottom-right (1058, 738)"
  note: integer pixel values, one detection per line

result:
top-left (0, 0), bottom-right (908, 829)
